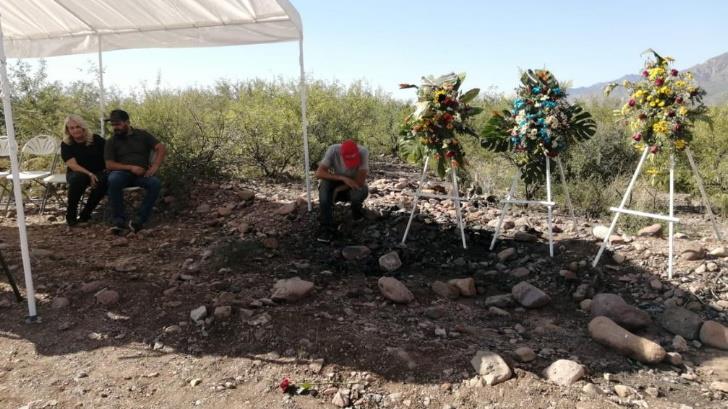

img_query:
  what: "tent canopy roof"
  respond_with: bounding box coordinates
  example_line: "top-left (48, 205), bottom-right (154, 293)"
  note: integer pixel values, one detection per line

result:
top-left (1, 0), bottom-right (302, 58)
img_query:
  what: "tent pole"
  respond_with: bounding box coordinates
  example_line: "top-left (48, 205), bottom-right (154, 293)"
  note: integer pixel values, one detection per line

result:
top-left (0, 15), bottom-right (38, 321)
top-left (98, 35), bottom-right (105, 138)
top-left (298, 35), bottom-right (311, 211)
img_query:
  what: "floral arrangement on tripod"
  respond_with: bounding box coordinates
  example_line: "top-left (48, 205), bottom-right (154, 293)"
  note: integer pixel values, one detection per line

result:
top-left (481, 69), bottom-right (596, 184)
top-left (399, 73), bottom-right (482, 177)
top-left (604, 49), bottom-right (708, 155)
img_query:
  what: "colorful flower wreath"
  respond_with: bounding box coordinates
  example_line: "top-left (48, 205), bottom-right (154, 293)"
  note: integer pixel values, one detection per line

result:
top-left (481, 69), bottom-right (595, 183)
top-left (399, 73), bottom-right (482, 177)
top-left (605, 49), bottom-right (708, 155)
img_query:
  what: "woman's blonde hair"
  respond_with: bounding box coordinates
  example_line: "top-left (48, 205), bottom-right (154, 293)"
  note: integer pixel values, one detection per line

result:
top-left (62, 115), bottom-right (94, 145)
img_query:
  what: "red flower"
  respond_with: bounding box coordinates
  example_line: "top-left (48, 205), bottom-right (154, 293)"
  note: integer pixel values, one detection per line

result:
top-left (670, 69), bottom-right (678, 76)
top-left (546, 150), bottom-right (558, 158)
top-left (279, 378), bottom-right (291, 393)
top-left (445, 151), bottom-right (455, 158)
top-left (650, 145), bottom-right (660, 154)
top-left (442, 113), bottom-right (454, 122)
top-left (675, 96), bottom-right (683, 104)
top-left (673, 122), bottom-right (682, 132)
top-left (628, 99), bottom-right (636, 107)
top-left (638, 113), bottom-right (647, 120)
top-left (668, 110), bottom-right (676, 117)
top-left (642, 70), bottom-right (649, 77)
top-left (632, 132), bottom-right (642, 141)
top-left (655, 78), bottom-right (664, 86)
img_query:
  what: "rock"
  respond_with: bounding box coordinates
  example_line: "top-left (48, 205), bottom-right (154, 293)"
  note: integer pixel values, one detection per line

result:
top-left (190, 378), bottom-right (202, 387)
top-left (260, 237), bottom-right (279, 249)
top-left (431, 281), bottom-right (460, 299)
top-left (213, 306), bottom-right (231, 319)
top-left (542, 359), bottom-right (585, 386)
top-left (378, 251), bottom-right (402, 272)
top-left (511, 281), bottom-right (551, 308)
top-left (95, 289), bottom-right (119, 306)
top-left (497, 248), bottom-right (516, 262)
top-left (592, 225), bottom-right (610, 240)
top-left (275, 202), bottom-right (297, 215)
top-left (488, 306), bottom-right (510, 317)
top-left (190, 306), bottom-right (207, 323)
top-left (80, 281), bottom-right (105, 294)
top-left (672, 335), bottom-right (689, 352)
top-left (614, 384), bottom-right (633, 398)
top-left (709, 246), bottom-right (728, 257)
top-left (485, 294), bottom-right (514, 308)
top-left (447, 278), bottom-right (476, 297)
top-left (659, 306), bottom-right (703, 339)
top-left (342, 245), bottom-right (371, 260)
top-left (217, 205), bottom-right (234, 217)
top-left (649, 278), bottom-right (663, 290)
top-left (680, 244), bottom-right (705, 261)
top-left (612, 253), bottom-right (626, 264)
top-left (111, 237), bottom-right (129, 246)
top-left (699, 320), bottom-right (728, 350)
top-left (588, 317), bottom-right (665, 364)
top-left (196, 204), bottom-right (210, 213)
top-left (710, 381), bottom-right (728, 393)
top-left (573, 284), bottom-right (590, 301)
top-left (666, 352), bottom-right (683, 365)
top-left (51, 297), bottom-right (69, 309)
top-left (582, 383), bottom-right (603, 396)
top-left (510, 267), bottom-right (530, 278)
top-left (271, 277), bottom-right (314, 302)
top-left (559, 269), bottom-right (577, 280)
top-left (590, 293), bottom-right (651, 330)
top-left (513, 347), bottom-right (536, 362)
top-left (638, 223), bottom-right (662, 237)
top-left (236, 189), bottom-right (255, 201)
top-left (580, 299), bottom-right (592, 312)
top-left (332, 390), bottom-right (350, 407)
top-left (514, 231), bottom-right (537, 242)
top-left (378, 277), bottom-right (414, 304)
top-left (707, 261), bottom-right (719, 272)
top-left (470, 350), bottom-right (512, 386)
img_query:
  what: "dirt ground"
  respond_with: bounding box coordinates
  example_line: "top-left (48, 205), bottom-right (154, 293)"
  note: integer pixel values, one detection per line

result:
top-left (0, 160), bottom-right (727, 409)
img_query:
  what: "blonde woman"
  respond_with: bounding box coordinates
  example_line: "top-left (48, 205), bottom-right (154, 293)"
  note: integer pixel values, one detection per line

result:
top-left (61, 115), bottom-right (107, 226)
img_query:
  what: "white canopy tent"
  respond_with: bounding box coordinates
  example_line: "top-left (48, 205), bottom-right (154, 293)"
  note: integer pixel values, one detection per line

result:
top-left (0, 0), bottom-right (312, 320)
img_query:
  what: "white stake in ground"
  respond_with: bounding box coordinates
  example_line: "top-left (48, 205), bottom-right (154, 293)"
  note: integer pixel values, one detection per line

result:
top-left (490, 154), bottom-right (573, 257)
top-left (592, 146), bottom-right (721, 279)
top-left (402, 156), bottom-right (468, 249)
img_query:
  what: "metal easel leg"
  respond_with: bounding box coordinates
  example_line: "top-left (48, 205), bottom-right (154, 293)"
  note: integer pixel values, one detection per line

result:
top-left (490, 170), bottom-right (519, 251)
top-left (593, 146), bottom-right (650, 267)
top-left (451, 166), bottom-right (467, 249)
top-left (668, 154), bottom-right (675, 279)
top-left (546, 156), bottom-right (554, 257)
top-left (402, 156), bottom-right (430, 245)
top-left (685, 147), bottom-right (722, 241)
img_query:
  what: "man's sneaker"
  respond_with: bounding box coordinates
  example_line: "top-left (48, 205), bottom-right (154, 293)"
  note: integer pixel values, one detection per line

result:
top-left (129, 220), bottom-right (144, 233)
top-left (316, 226), bottom-right (336, 243)
top-left (352, 208), bottom-right (365, 221)
top-left (110, 224), bottom-right (126, 236)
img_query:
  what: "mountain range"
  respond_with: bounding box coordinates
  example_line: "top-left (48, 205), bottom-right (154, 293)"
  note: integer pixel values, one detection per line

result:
top-left (569, 51), bottom-right (728, 105)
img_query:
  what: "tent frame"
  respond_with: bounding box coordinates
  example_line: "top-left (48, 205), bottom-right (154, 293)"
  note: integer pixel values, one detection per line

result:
top-left (0, 2), bottom-right (311, 321)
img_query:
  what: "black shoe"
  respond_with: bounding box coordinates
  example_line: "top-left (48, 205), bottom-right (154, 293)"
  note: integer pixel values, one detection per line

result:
top-left (352, 208), bottom-right (365, 221)
top-left (317, 226), bottom-right (336, 243)
top-left (129, 220), bottom-right (144, 233)
top-left (78, 212), bottom-right (91, 223)
top-left (111, 221), bottom-right (126, 235)
top-left (66, 218), bottom-right (79, 227)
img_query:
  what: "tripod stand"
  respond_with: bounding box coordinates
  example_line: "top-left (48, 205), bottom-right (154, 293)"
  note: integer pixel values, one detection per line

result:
top-left (0, 248), bottom-right (23, 302)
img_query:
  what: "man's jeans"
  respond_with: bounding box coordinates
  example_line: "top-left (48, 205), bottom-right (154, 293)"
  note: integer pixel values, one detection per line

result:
top-left (318, 179), bottom-right (368, 226)
top-left (107, 170), bottom-right (161, 226)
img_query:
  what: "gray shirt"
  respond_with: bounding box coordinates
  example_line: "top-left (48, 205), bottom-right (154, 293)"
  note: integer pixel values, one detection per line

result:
top-left (320, 143), bottom-right (369, 179)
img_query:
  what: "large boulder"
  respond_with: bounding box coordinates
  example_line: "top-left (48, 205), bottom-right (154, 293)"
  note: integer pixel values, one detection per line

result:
top-left (470, 350), bottom-right (512, 386)
top-left (378, 277), bottom-right (414, 304)
top-left (590, 293), bottom-right (651, 330)
top-left (659, 305), bottom-right (703, 340)
top-left (699, 320), bottom-right (728, 350)
top-left (588, 317), bottom-right (665, 364)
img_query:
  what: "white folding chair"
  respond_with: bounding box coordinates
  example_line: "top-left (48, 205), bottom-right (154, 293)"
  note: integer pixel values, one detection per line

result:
top-left (40, 147), bottom-right (67, 214)
top-left (4, 134), bottom-right (60, 212)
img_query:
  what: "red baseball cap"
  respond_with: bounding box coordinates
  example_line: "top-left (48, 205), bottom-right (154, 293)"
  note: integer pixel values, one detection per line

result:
top-left (340, 139), bottom-right (361, 169)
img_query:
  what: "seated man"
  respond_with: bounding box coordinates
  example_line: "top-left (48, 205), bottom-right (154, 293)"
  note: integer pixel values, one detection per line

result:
top-left (315, 139), bottom-right (369, 240)
top-left (60, 115), bottom-right (107, 226)
top-left (104, 109), bottom-right (166, 234)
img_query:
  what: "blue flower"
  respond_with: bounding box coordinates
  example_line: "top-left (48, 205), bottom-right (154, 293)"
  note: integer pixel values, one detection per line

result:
top-left (532, 86), bottom-right (541, 94)
top-left (536, 118), bottom-right (545, 126)
top-left (542, 101), bottom-right (557, 109)
top-left (514, 99), bottom-right (525, 109)
top-left (551, 87), bottom-right (562, 96)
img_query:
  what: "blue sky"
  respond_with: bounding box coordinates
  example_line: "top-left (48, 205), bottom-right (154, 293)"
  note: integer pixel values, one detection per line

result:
top-left (13, 0), bottom-right (728, 97)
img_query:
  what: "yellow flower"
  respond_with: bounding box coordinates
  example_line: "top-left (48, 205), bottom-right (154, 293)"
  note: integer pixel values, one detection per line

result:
top-left (634, 142), bottom-right (645, 151)
top-left (674, 80), bottom-right (686, 88)
top-left (658, 86), bottom-right (671, 94)
top-left (649, 67), bottom-right (665, 80)
top-left (645, 167), bottom-right (660, 176)
top-left (621, 104), bottom-right (631, 114)
top-left (649, 101), bottom-right (657, 107)
top-left (653, 120), bottom-right (669, 135)
top-left (678, 107), bottom-right (688, 116)
top-left (674, 139), bottom-right (687, 150)
top-left (658, 100), bottom-right (665, 107)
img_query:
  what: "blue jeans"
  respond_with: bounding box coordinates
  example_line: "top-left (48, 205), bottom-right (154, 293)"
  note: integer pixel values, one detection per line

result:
top-left (107, 171), bottom-right (161, 225)
top-left (318, 179), bottom-right (368, 226)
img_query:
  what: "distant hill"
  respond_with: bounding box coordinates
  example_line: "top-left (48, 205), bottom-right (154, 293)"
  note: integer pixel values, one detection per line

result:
top-left (569, 52), bottom-right (728, 105)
